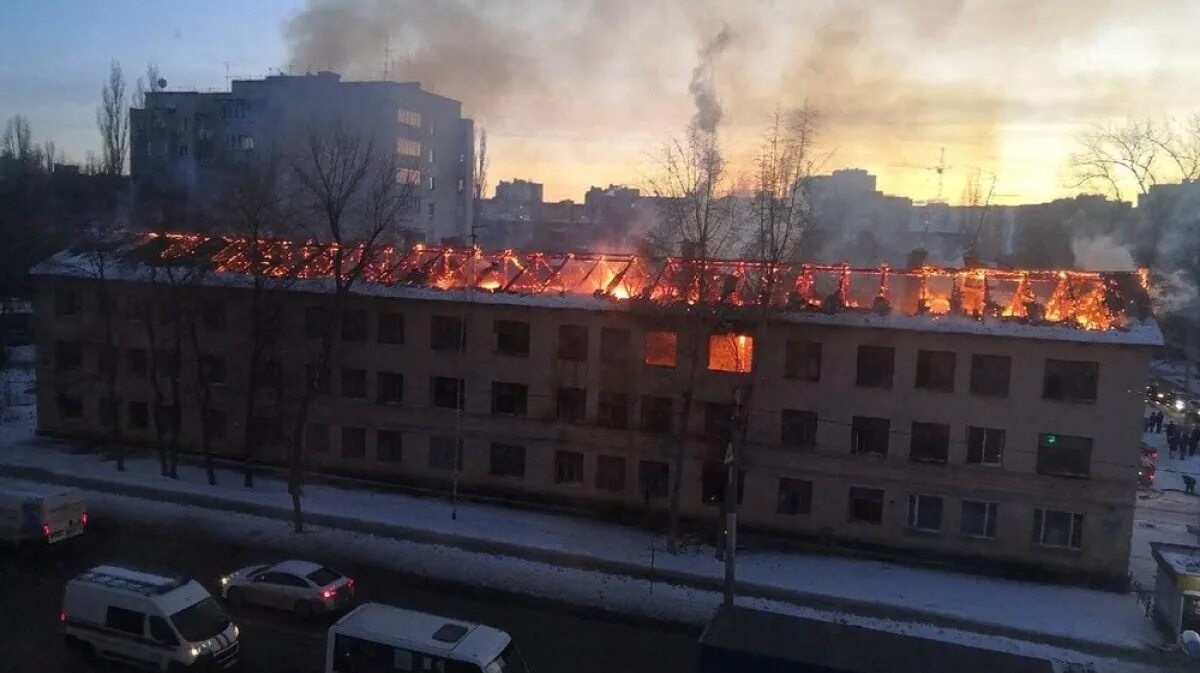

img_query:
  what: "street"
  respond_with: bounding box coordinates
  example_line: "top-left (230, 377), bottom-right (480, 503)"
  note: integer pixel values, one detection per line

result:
top-left (0, 515), bottom-right (700, 673)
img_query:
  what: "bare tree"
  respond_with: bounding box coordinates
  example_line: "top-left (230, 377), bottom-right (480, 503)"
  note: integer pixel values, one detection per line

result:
top-left (2, 116), bottom-right (34, 166)
top-left (97, 60), bottom-right (128, 176)
top-left (74, 222), bottom-right (127, 471)
top-left (285, 122), bottom-right (416, 532)
top-left (132, 62), bottom-right (163, 110)
top-left (747, 106), bottom-right (821, 266)
top-left (472, 127), bottom-right (489, 239)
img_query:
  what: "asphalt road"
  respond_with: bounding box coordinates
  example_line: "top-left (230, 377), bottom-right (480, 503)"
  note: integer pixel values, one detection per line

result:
top-left (0, 516), bottom-right (700, 673)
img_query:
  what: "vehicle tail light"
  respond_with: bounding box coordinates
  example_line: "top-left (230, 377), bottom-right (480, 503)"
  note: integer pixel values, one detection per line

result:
top-left (322, 588), bottom-right (335, 599)
top-left (42, 523), bottom-right (51, 537)
top-left (60, 611), bottom-right (66, 623)
top-left (81, 512), bottom-right (89, 526)
top-left (347, 578), bottom-right (355, 588)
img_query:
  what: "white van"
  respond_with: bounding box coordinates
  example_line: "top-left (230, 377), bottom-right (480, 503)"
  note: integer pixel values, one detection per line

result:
top-left (63, 565), bottom-right (239, 671)
top-left (326, 603), bottom-right (529, 673)
top-left (0, 479), bottom-right (86, 545)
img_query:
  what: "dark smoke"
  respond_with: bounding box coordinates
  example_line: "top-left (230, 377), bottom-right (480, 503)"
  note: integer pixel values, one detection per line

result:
top-left (688, 26), bottom-right (733, 134)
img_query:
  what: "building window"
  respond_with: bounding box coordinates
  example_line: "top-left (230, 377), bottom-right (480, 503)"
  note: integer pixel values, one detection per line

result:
top-left (427, 201), bottom-right (436, 218)
top-left (397, 168), bottom-right (421, 185)
top-left (707, 333), bottom-right (754, 373)
top-left (342, 427), bottom-right (367, 459)
top-left (909, 422), bottom-right (950, 464)
top-left (305, 306), bottom-right (331, 339)
top-left (596, 455), bottom-right (626, 491)
top-left (55, 341), bottom-right (83, 371)
top-left (780, 410), bottom-right (818, 449)
top-left (640, 395), bottom-right (673, 434)
top-left (178, 144), bottom-right (188, 157)
top-left (198, 355), bottom-right (225, 384)
top-left (430, 376), bottom-right (465, 410)
top-left (643, 330), bottom-right (677, 367)
top-left (127, 401), bottom-right (149, 430)
top-left (1036, 433), bottom-right (1092, 478)
top-left (377, 430), bottom-right (403, 463)
top-left (126, 348), bottom-right (148, 377)
top-left (200, 301), bottom-right (225, 331)
top-left (1032, 508), bottom-right (1084, 549)
top-left (222, 100), bottom-right (250, 120)
top-left (556, 387), bottom-right (586, 422)
top-left (597, 392), bottom-right (628, 429)
top-left (1042, 359), bottom-right (1099, 402)
top-left (428, 148), bottom-right (435, 164)
top-left (704, 402), bottom-right (734, 441)
top-left (378, 312), bottom-right (405, 344)
top-left (97, 346), bottom-right (118, 379)
top-left (961, 500), bottom-right (998, 539)
top-left (56, 393), bottom-right (82, 419)
top-left (915, 350), bottom-right (956, 392)
top-left (397, 108), bottom-right (421, 127)
top-left (340, 310), bottom-right (367, 342)
top-left (306, 363), bottom-right (331, 394)
top-left (966, 427), bottom-right (1005, 466)
top-left (377, 371), bottom-right (403, 404)
top-left (457, 178), bottom-right (465, 193)
top-left (99, 398), bottom-right (119, 428)
top-left (701, 462), bottom-right (744, 505)
top-left (431, 315), bottom-right (465, 352)
top-left (428, 175), bottom-right (436, 191)
top-left (225, 134), bottom-right (254, 150)
top-left (489, 443), bottom-right (525, 478)
top-left (970, 354), bottom-right (1011, 397)
top-left (850, 416), bottom-right (889, 457)
top-left (396, 138), bottom-right (421, 157)
top-left (848, 487), bottom-right (885, 524)
top-left (429, 435), bottom-right (463, 471)
top-left (307, 423), bottom-right (330, 453)
top-left (491, 381), bottom-right (528, 416)
top-left (55, 288), bottom-right (81, 316)
top-left (784, 340), bottom-right (821, 381)
top-left (777, 478), bottom-right (813, 515)
top-left (558, 324), bottom-right (589, 361)
top-left (555, 450), bottom-right (584, 484)
top-left (600, 327), bottom-right (631, 363)
top-left (203, 410), bottom-right (226, 441)
top-left (494, 319), bottom-right (530, 356)
top-left (341, 368), bottom-right (367, 399)
top-left (907, 494), bottom-right (944, 532)
top-left (638, 460), bottom-right (670, 498)
top-left (855, 345), bottom-right (894, 388)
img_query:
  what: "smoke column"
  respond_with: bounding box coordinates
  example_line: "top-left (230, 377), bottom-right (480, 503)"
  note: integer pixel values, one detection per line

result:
top-left (688, 26), bottom-right (732, 134)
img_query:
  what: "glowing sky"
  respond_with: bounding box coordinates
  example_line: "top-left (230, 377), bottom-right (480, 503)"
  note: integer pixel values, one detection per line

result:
top-left (4, 0), bottom-right (1200, 205)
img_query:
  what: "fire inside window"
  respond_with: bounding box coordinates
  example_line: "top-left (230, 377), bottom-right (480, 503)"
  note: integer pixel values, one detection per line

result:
top-left (643, 331), bottom-right (677, 367)
top-left (707, 333), bottom-right (753, 373)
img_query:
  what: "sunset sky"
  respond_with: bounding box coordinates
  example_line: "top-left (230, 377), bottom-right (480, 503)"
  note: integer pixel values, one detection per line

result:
top-left (4, 0), bottom-right (1200, 204)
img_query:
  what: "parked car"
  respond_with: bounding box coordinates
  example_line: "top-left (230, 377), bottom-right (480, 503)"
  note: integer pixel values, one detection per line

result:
top-left (1139, 459), bottom-right (1156, 488)
top-left (1142, 443), bottom-right (1158, 463)
top-left (0, 479), bottom-right (86, 546)
top-left (220, 559), bottom-right (355, 617)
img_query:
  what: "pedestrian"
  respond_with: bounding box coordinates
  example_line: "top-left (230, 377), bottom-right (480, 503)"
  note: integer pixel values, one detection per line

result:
top-left (1145, 415), bottom-right (1154, 432)
top-left (1184, 475), bottom-right (1197, 496)
top-left (1155, 411), bottom-right (1165, 433)
top-left (1169, 434), bottom-right (1178, 459)
top-left (1167, 420), bottom-right (1177, 445)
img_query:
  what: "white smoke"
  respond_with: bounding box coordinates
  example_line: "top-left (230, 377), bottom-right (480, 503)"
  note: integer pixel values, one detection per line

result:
top-left (1071, 233), bottom-right (1136, 270)
top-left (689, 26), bottom-right (733, 134)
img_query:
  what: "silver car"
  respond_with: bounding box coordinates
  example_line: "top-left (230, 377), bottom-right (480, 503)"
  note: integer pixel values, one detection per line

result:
top-left (219, 560), bottom-right (355, 617)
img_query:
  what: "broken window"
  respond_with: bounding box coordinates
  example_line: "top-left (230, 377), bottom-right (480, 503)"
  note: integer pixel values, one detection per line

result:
top-left (558, 324), bottom-right (589, 361)
top-left (915, 350), bottom-right (956, 392)
top-left (961, 500), bottom-right (998, 539)
top-left (556, 387), bottom-right (586, 422)
top-left (600, 327), bottom-right (631, 363)
top-left (491, 381), bottom-right (528, 416)
top-left (307, 422), bottom-right (330, 453)
top-left (784, 340), bottom-right (822, 381)
top-left (378, 312), bottom-right (405, 344)
top-left (1032, 508), bottom-right (1083, 549)
top-left (638, 460), bottom-right (670, 498)
top-left (643, 330), bottom-right (677, 367)
top-left (1042, 359), bottom-right (1098, 402)
top-left (848, 487), bottom-right (885, 524)
top-left (597, 392), bottom-right (629, 429)
top-left (341, 368), bottom-right (367, 399)
top-left (966, 426), bottom-right (1005, 466)
top-left (707, 333), bottom-right (754, 373)
top-left (1036, 433), bottom-right (1092, 478)
top-left (341, 426), bottom-right (367, 459)
top-left (430, 315), bottom-right (465, 352)
top-left (640, 395), bottom-right (673, 434)
top-left (494, 319), bottom-right (530, 356)
top-left (776, 478), bottom-right (813, 515)
top-left (305, 306), bottom-right (331, 339)
top-left (595, 455), bottom-right (626, 491)
top-left (429, 435), bottom-right (463, 471)
top-left (489, 443), bottom-right (525, 478)
top-left (909, 422), bottom-right (950, 464)
top-left (555, 450), bottom-right (584, 484)
top-left (907, 494), bottom-right (944, 532)
top-left (341, 310), bottom-right (368, 342)
top-left (850, 416), bottom-right (889, 457)
top-left (377, 430), bottom-right (403, 463)
top-left (781, 409), bottom-right (818, 449)
top-left (704, 402), bottom-right (735, 440)
top-left (377, 371), bottom-right (404, 404)
top-left (855, 345), bottom-right (894, 388)
top-left (430, 376), bottom-right (465, 409)
top-left (701, 462), bottom-right (744, 506)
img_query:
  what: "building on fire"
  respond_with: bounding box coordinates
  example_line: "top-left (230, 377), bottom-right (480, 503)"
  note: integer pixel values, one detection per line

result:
top-left (31, 234), bottom-right (1160, 587)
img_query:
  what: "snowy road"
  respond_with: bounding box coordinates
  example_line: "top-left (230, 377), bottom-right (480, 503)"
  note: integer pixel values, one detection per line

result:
top-left (0, 515), bottom-right (700, 673)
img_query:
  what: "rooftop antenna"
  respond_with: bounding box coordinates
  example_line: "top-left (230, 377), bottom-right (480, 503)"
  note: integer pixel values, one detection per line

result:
top-left (223, 61), bottom-right (231, 87)
top-left (383, 36), bottom-right (391, 80)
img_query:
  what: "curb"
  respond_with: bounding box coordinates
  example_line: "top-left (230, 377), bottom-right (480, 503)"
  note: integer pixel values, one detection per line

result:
top-left (0, 462), bottom-right (1178, 667)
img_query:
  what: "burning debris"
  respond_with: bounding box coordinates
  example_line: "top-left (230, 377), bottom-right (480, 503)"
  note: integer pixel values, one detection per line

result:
top-left (141, 232), bottom-right (1151, 331)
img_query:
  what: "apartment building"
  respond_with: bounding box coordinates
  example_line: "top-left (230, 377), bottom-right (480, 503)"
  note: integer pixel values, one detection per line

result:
top-left (31, 237), bottom-right (1160, 587)
top-left (130, 71), bottom-right (474, 241)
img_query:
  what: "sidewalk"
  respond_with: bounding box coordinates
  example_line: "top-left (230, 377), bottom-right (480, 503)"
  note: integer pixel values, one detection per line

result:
top-left (0, 425), bottom-right (1170, 664)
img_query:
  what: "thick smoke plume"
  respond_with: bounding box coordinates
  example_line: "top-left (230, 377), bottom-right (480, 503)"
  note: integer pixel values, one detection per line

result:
top-left (688, 26), bottom-right (732, 134)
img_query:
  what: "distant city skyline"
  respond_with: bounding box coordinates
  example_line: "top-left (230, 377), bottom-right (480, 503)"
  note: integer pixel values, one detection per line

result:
top-left (5, 1), bottom-right (1200, 205)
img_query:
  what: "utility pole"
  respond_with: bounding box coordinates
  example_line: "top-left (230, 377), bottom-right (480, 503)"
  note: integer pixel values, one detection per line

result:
top-left (722, 386), bottom-right (746, 608)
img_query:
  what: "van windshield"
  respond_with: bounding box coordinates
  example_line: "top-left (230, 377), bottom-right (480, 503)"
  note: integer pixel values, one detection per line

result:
top-left (483, 643), bottom-right (529, 673)
top-left (170, 597), bottom-right (230, 643)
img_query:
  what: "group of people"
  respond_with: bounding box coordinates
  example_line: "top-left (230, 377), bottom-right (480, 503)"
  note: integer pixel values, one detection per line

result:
top-left (1146, 409), bottom-right (1200, 458)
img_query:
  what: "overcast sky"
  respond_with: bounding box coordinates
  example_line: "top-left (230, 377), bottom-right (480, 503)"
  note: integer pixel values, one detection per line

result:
top-left (4, 0), bottom-right (1200, 204)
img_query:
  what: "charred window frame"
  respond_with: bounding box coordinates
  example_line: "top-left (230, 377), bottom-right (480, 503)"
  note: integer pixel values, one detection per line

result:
top-left (909, 422), bottom-right (950, 464)
top-left (781, 409), bottom-right (818, 449)
top-left (784, 340), bottom-right (822, 381)
top-left (1042, 359), bottom-right (1099, 402)
top-left (1036, 433), bottom-right (1092, 478)
top-left (600, 327), bottom-right (631, 363)
top-left (597, 392), bottom-right (629, 429)
top-left (915, 350), bottom-right (956, 392)
top-left (493, 319), bottom-right (530, 356)
top-left (966, 426), bottom-right (1005, 466)
top-left (595, 455), bottom-right (626, 491)
top-left (556, 387), bottom-right (587, 422)
top-left (430, 376), bottom-right (465, 410)
top-left (639, 395), bottom-right (673, 434)
top-left (848, 487), bottom-right (885, 524)
top-left (491, 381), bottom-right (528, 416)
top-left (855, 345), bottom-right (894, 389)
top-left (558, 324), bottom-right (589, 361)
top-left (777, 478), bottom-right (813, 515)
top-left (554, 450), bottom-right (584, 484)
top-left (430, 315), bottom-right (466, 352)
top-left (850, 416), bottom-right (889, 457)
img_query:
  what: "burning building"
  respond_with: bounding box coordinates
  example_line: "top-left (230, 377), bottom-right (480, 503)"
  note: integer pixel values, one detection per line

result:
top-left (31, 234), bottom-right (1160, 587)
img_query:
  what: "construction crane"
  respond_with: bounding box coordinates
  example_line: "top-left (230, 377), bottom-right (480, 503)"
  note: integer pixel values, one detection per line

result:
top-left (891, 147), bottom-right (951, 202)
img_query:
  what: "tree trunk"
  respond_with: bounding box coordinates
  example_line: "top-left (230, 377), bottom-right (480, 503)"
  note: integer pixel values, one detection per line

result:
top-left (667, 324), bottom-right (702, 554)
top-left (187, 319), bottom-right (217, 486)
